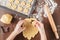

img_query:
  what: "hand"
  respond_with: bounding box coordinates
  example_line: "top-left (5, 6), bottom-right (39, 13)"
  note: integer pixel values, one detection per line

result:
top-left (33, 20), bottom-right (47, 40)
top-left (33, 20), bottom-right (44, 30)
top-left (13, 20), bottom-right (26, 35)
top-left (6, 20), bottom-right (26, 40)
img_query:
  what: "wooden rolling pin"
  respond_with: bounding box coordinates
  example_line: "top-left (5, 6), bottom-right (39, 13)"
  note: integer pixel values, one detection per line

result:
top-left (44, 4), bottom-right (59, 39)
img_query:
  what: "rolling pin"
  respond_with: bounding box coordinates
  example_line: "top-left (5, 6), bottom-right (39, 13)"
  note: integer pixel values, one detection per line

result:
top-left (44, 4), bottom-right (59, 39)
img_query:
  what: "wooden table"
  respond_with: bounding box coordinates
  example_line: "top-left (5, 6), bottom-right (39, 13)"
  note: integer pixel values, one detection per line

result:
top-left (0, 0), bottom-right (60, 40)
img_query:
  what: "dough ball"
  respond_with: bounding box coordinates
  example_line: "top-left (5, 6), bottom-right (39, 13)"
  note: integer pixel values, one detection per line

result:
top-left (14, 0), bottom-right (20, 5)
top-left (23, 8), bottom-right (29, 14)
top-left (11, 4), bottom-right (17, 10)
top-left (0, 14), bottom-right (13, 24)
top-left (29, 0), bottom-right (33, 3)
top-left (21, 1), bottom-right (26, 6)
top-left (26, 3), bottom-right (31, 8)
top-left (6, 2), bottom-right (11, 8)
top-left (17, 6), bottom-right (23, 12)
top-left (8, 0), bottom-right (14, 3)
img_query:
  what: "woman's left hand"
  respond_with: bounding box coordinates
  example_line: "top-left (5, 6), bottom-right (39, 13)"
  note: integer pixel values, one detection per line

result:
top-left (33, 20), bottom-right (47, 40)
top-left (6, 20), bottom-right (26, 40)
top-left (13, 20), bottom-right (26, 35)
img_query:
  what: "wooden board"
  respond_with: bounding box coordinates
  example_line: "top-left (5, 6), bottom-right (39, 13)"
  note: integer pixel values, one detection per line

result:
top-left (0, 0), bottom-right (60, 40)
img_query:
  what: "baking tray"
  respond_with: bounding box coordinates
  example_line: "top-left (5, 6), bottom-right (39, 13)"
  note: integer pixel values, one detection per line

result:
top-left (0, 0), bottom-right (36, 16)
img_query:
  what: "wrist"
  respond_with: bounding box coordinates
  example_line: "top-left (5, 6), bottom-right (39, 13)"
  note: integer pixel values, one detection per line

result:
top-left (6, 31), bottom-right (17, 40)
top-left (13, 31), bottom-right (18, 36)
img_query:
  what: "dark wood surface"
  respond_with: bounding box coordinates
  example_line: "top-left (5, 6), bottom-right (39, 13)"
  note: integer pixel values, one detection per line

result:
top-left (0, 0), bottom-right (60, 40)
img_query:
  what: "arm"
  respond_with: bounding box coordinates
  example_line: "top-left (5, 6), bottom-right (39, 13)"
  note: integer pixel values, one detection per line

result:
top-left (37, 24), bottom-right (47, 40)
top-left (6, 31), bottom-right (18, 40)
top-left (33, 20), bottom-right (47, 40)
top-left (6, 20), bottom-right (25, 40)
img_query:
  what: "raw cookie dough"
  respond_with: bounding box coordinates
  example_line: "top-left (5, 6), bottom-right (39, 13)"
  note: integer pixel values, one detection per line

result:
top-left (23, 8), bottom-right (29, 14)
top-left (14, 0), bottom-right (20, 5)
top-left (26, 3), bottom-right (31, 8)
top-left (29, 0), bottom-right (33, 3)
top-left (0, 14), bottom-right (13, 24)
top-left (11, 4), bottom-right (17, 10)
top-left (23, 18), bottom-right (38, 40)
top-left (8, 0), bottom-right (14, 3)
top-left (20, 1), bottom-right (26, 6)
top-left (6, 2), bottom-right (11, 8)
top-left (17, 6), bottom-right (23, 12)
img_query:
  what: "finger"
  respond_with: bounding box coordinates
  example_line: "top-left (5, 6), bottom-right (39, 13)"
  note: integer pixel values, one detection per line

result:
top-left (36, 24), bottom-right (39, 28)
top-left (18, 20), bottom-right (24, 25)
top-left (32, 21), bottom-right (39, 28)
top-left (34, 20), bottom-right (44, 26)
top-left (16, 20), bottom-right (24, 27)
top-left (15, 20), bottom-right (24, 30)
top-left (20, 27), bottom-right (26, 32)
top-left (32, 21), bottom-right (36, 27)
top-left (22, 27), bottom-right (26, 31)
top-left (33, 21), bottom-right (40, 26)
